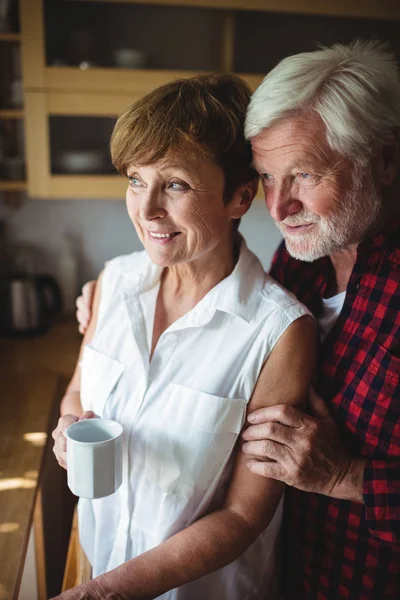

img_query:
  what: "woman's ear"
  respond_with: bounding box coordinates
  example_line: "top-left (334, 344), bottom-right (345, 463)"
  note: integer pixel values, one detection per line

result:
top-left (377, 138), bottom-right (400, 186)
top-left (230, 178), bottom-right (259, 219)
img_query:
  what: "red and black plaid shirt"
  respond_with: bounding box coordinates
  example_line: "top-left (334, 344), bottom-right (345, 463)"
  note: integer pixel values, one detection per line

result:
top-left (270, 221), bottom-right (400, 599)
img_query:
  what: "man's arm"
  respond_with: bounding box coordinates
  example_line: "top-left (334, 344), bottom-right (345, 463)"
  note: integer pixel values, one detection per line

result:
top-left (242, 388), bottom-right (400, 543)
top-left (52, 315), bottom-right (317, 600)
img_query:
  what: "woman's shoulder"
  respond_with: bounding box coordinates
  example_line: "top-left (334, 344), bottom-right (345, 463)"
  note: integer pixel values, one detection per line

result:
top-left (258, 273), bottom-right (313, 323)
top-left (104, 249), bottom-right (148, 275)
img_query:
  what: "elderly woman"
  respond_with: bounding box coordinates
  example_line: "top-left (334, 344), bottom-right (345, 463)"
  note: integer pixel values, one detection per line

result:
top-left (52, 73), bottom-right (316, 600)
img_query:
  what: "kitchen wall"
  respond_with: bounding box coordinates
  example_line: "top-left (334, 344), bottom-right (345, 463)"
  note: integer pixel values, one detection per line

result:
top-left (1, 196), bottom-right (283, 288)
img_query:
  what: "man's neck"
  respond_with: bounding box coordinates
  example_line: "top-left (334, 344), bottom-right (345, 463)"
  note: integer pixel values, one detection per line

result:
top-left (327, 245), bottom-right (358, 297)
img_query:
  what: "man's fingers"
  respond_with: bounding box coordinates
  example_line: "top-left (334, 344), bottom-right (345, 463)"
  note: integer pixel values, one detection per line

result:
top-left (247, 404), bottom-right (306, 427)
top-left (308, 387), bottom-right (331, 418)
top-left (246, 459), bottom-right (286, 481)
top-left (82, 280), bottom-right (96, 304)
top-left (242, 421), bottom-right (293, 444)
top-left (77, 306), bottom-right (90, 325)
top-left (242, 439), bottom-right (287, 462)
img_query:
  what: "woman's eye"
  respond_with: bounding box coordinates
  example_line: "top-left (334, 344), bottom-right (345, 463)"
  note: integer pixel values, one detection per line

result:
top-left (128, 176), bottom-right (142, 187)
top-left (168, 181), bottom-right (187, 191)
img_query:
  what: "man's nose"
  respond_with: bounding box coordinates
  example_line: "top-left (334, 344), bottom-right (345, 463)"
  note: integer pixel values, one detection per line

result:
top-left (265, 182), bottom-right (302, 222)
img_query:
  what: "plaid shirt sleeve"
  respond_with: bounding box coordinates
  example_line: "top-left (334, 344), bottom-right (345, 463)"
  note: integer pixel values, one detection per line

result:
top-left (364, 459), bottom-right (400, 543)
top-left (271, 238), bottom-right (400, 547)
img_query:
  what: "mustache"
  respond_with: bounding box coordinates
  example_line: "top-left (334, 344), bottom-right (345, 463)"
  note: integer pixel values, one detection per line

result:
top-left (281, 212), bottom-right (319, 227)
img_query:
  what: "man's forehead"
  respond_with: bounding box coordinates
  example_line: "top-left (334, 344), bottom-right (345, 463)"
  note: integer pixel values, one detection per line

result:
top-left (250, 116), bottom-right (335, 168)
top-left (252, 115), bottom-right (326, 148)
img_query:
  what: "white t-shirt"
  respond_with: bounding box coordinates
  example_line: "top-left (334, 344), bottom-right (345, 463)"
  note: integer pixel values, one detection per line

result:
top-left (78, 239), bottom-right (310, 599)
top-left (318, 291), bottom-right (346, 340)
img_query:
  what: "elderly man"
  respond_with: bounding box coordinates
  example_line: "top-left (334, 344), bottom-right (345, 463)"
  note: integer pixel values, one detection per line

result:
top-left (76, 41), bottom-right (399, 599)
top-left (242, 40), bottom-right (400, 599)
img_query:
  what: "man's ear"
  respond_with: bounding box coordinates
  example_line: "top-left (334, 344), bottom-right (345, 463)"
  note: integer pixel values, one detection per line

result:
top-left (377, 138), bottom-right (400, 186)
top-left (230, 178), bottom-right (259, 219)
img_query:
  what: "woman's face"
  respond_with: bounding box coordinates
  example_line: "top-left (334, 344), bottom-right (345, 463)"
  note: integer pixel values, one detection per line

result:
top-left (126, 150), bottom-right (244, 267)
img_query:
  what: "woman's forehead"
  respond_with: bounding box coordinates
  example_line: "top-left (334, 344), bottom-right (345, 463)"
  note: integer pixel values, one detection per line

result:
top-left (127, 147), bottom-right (218, 175)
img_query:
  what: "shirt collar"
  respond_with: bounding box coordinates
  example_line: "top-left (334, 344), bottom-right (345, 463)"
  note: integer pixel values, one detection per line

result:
top-left (359, 219), bottom-right (400, 266)
top-left (122, 236), bottom-right (266, 326)
top-left (293, 218), bottom-right (400, 309)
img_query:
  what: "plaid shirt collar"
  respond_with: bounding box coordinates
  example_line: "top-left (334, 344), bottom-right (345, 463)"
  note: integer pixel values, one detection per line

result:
top-left (289, 218), bottom-right (400, 316)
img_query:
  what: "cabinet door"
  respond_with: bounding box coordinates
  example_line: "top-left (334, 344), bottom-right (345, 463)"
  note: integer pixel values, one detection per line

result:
top-left (234, 10), bottom-right (400, 74)
top-left (21, 0), bottom-right (232, 93)
top-left (24, 92), bottom-right (134, 198)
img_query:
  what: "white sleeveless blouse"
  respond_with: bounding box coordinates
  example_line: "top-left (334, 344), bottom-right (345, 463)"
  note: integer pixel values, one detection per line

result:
top-left (77, 239), bottom-right (310, 599)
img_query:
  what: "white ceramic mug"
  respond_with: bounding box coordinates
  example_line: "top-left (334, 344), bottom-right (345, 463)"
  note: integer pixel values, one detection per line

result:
top-left (65, 418), bottom-right (123, 499)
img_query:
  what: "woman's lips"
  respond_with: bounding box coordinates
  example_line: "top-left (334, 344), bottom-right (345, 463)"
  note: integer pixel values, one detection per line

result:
top-left (147, 231), bottom-right (181, 245)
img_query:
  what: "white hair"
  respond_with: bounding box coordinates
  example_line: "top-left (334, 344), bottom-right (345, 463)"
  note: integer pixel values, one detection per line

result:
top-left (245, 40), bottom-right (400, 163)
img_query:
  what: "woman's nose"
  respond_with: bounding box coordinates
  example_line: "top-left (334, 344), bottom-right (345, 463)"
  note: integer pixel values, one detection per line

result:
top-left (140, 189), bottom-right (167, 221)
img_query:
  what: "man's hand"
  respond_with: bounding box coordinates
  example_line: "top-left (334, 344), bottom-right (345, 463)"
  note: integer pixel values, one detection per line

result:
top-left (242, 388), bottom-right (363, 500)
top-left (76, 280), bottom-right (96, 335)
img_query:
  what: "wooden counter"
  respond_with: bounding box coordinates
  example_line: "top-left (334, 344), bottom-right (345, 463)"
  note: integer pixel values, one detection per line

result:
top-left (0, 319), bottom-right (82, 600)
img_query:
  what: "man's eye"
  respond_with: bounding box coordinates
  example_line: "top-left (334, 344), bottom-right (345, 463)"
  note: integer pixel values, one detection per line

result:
top-left (261, 173), bottom-right (273, 182)
top-left (298, 172), bottom-right (311, 179)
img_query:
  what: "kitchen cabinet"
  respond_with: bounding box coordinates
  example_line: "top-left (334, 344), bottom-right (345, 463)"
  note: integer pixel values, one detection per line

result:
top-left (19, 0), bottom-right (400, 199)
top-left (0, 27), bottom-right (26, 195)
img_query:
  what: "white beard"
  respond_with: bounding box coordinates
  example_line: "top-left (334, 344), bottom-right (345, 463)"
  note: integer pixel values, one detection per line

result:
top-left (277, 165), bottom-right (382, 262)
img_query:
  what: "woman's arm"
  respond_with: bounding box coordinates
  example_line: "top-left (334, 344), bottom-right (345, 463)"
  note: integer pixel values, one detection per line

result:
top-left (54, 314), bottom-right (317, 600)
top-left (60, 273), bottom-right (103, 415)
top-left (52, 273), bottom-right (103, 469)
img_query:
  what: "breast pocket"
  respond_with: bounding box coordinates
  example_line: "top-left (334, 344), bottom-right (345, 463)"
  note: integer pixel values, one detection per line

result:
top-left (80, 345), bottom-right (125, 417)
top-left (143, 383), bottom-right (247, 498)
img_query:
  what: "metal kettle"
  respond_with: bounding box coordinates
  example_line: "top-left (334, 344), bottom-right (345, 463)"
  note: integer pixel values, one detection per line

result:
top-left (0, 273), bottom-right (62, 336)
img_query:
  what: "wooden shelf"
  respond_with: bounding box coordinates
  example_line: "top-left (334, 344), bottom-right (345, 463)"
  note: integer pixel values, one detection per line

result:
top-left (48, 174), bottom-right (126, 199)
top-left (0, 32), bottom-right (21, 42)
top-left (79, 0), bottom-right (400, 21)
top-left (39, 66), bottom-right (263, 97)
top-left (0, 180), bottom-right (27, 191)
top-left (0, 109), bottom-right (24, 119)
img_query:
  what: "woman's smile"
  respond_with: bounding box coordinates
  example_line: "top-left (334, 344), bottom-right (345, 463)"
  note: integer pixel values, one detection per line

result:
top-left (146, 230), bottom-right (181, 244)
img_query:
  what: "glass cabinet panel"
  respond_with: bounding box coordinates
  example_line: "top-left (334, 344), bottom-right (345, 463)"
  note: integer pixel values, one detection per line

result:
top-left (44, 0), bottom-right (224, 71)
top-left (49, 116), bottom-right (116, 175)
top-left (234, 10), bottom-right (400, 74)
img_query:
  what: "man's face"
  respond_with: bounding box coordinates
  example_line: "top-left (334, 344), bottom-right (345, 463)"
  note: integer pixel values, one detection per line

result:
top-left (251, 115), bottom-right (381, 261)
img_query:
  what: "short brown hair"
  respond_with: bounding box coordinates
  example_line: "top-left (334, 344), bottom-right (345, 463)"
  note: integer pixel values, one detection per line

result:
top-left (110, 73), bottom-right (258, 202)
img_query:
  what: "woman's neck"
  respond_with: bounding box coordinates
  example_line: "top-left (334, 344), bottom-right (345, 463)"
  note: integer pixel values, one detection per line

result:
top-left (162, 233), bottom-right (240, 305)
top-left (149, 234), bottom-right (240, 361)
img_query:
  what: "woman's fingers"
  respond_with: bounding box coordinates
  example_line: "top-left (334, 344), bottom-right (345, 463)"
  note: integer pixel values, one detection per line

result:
top-left (52, 414), bottom-right (79, 470)
top-left (79, 410), bottom-right (98, 421)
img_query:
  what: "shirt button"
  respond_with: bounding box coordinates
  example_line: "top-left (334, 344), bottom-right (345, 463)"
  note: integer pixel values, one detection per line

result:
top-left (356, 283), bottom-right (360, 291)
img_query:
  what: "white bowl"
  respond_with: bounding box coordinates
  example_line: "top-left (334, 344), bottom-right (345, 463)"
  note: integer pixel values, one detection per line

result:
top-left (56, 151), bottom-right (106, 173)
top-left (113, 48), bottom-right (147, 69)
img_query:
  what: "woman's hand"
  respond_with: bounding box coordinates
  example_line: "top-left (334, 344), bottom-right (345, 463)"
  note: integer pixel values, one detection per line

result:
top-left (52, 410), bottom-right (98, 469)
top-left (76, 280), bottom-right (96, 335)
